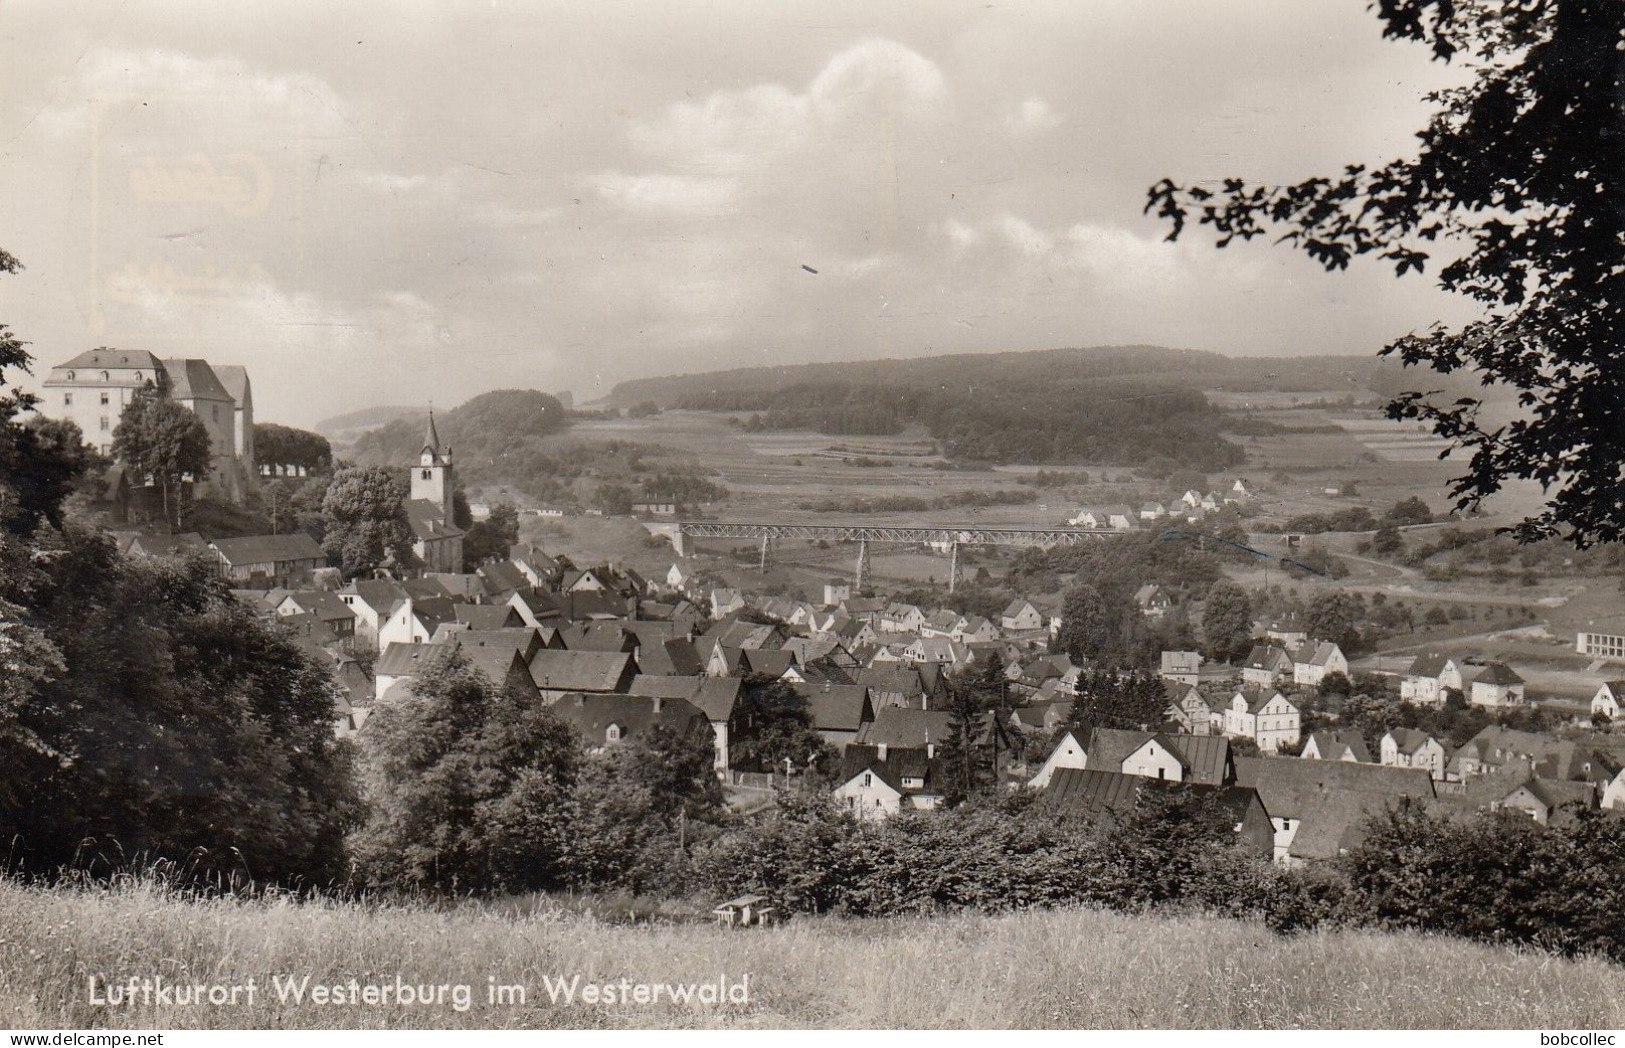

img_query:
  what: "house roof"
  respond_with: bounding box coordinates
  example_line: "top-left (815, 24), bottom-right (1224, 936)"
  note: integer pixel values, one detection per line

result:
top-left (1234, 756), bottom-right (1435, 823)
top-left (1043, 768), bottom-right (1262, 824)
top-left (401, 576), bottom-right (451, 601)
top-left (528, 649), bottom-right (636, 692)
top-left (343, 579), bottom-right (405, 615)
top-left (1387, 727), bottom-right (1442, 756)
top-left (210, 533), bottom-right (324, 566)
top-left (798, 683), bottom-right (874, 733)
top-left (742, 649), bottom-right (796, 678)
top-left (375, 641), bottom-right (449, 678)
top-left (1235, 684), bottom-right (1294, 715)
top-left (1406, 652), bottom-right (1457, 678)
top-left (1471, 661), bottom-right (1525, 686)
top-left (838, 744), bottom-right (951, 795)
top-left (161, 358), bottom-right (234, 402)
top-left (626, 675), bottom-right (743, 722)
top-left (427, 572), bottom-right (489, 601)
top-left (453, 604), bottom-right (523, 630)
top-left (549, 693), bottom-right (708, 743)
top-left (50, 348), bottom-right (165, 372)
top-left (855, 705), bottom-right (955, 748)
top-left (211, 364), bottom-right (250, 405)
top-left (1305, 730), bottom-right (1371, 763)
top-left (635, 638), bottom-right (704, 677)
top-left (477, 560), bottom-right (530, 594)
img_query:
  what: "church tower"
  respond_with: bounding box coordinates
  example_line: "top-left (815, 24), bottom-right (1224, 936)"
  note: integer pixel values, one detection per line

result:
top-left (411, 410), bottom-right (454, 511)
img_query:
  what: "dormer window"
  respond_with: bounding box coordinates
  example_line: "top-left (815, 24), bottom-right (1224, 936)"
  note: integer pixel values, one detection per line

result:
top-left (66, 371), bottom-right (75, 380)
top-left (100, 371), bottom-right (110, 382)
top-left (606, 724), bottom-right (621, 742)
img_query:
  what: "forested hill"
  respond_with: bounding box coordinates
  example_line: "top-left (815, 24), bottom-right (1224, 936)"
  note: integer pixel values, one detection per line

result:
top-left (348, 389), bottom-right (568, 469)
top-left (605, 345), bottom-right (1404, 408)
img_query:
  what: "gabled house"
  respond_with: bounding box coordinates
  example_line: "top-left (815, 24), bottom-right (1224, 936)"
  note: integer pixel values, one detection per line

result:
top-left (374, 641), bottom-right (448, 702)
top-left (797, 683), bottom-right (877, 748)
top-left (1291, 641), bottom-right (1348, 687)
top-left (1222, 686), bottom-right (1302, 752)
top-left (338, 578), bottom-right (409, 651)
top-left (1592, 680), bottom-right (1625, 721)
top-left (1163, 680), bottom-right (1221, 736)
top-left (209, 533), bottom-right (326, 589)
top-left (833, 744), bottom-right (951, 819)
top-left (953, 615), bottom-right (999, 645)
top-left (1000, 599), bottom-right (1044, 633)
top-left (627, 674), bottom-right (745, 770)
top-left (377, 596), bottom-right (457, 651)
top-left (1158, 650), bottom-right (1202, 686)
top-left (529, 649), bottom-right (638, 700)
top-left (1241, 644), bottom-right (1294, 687)
top-left (1401, 653), bottom-right (1465, 705)
top-left (1084, 727), bottom-right (1235, 786)
top-left (1139, 502), bottom-right (1167, 521)
top-left (274, 589), bottom-right (358, 651)
top-left (549, 693), bottom-right (710, 753)
top-left (1134, 584), bottom-right (1173, 619)
top-left (878, 603), bottom-right (926, 634)
top-left (1027, 729), bottom-right (1089, 789)
top-left (1234, 757), bottom-right (1436, 865)
top-left (710, 588), bottom-right (745, 619)
top-left (1468, 662), bottom-right (1526, 707)
top-left (1379, 728), bottom-right (1450, 780)
top-left (1041, 768), bottom-right (1274, 860)
top-left (1300, 730), bottom-right (1370, 763)
top-left (1495, 777), bottom-right (1596, 825)
top-left (1449, 725), bottom-right (1579, 780)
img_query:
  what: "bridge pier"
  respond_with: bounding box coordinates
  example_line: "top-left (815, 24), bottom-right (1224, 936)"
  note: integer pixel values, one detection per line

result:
top-left (759, 533), bottom-right (771, 573)
top-left (948, 541), bottom-right (958, 594)
top-left (854, 539), bottom-right (869, 592)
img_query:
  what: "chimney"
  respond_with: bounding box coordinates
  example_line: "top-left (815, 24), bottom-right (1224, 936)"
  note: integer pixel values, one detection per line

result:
top-left (652, 696), bottom-right (663, 713)
top-left (927, 742), bottom-right (935, 759)
top-left (877, 743), bottom-right (888, 761)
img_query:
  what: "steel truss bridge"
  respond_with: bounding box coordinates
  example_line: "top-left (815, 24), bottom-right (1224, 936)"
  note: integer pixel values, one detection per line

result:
top-left (660, 520), bottom-right (1120, 591)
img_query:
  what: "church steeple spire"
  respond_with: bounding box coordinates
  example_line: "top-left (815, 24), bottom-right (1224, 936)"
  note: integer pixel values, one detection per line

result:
top-left (422, 409), bottom-right (442, 459)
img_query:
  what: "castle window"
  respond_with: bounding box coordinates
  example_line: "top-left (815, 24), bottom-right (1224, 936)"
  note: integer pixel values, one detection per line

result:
top-left (99, 417), bottom-right (109, 432)
top-left (100, 392), bottom-right (109, 405)
top-left (66, 371), bottom-right (75, 381)
top-left (64, 393), bottom-right (73, 406)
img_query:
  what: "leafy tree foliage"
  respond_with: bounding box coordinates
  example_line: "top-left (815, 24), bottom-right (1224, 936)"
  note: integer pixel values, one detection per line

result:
top-left (1055, 583), bottom-right (1143, 669)
top-left (1200, 579), bottom-right (1254, 661)
top-left (462, 500), bottom-right (519, 570)
top-left (320, 465), bottom-right (419, 577)
top-left (254, 422), bottom-right (331, 474)
top-left (1149, 0), bottom-right (1625, 545)
top-left (353, 648), bottom-right (578, 891)
top-left (110, 383), bottom-right (211, 530)
top-left (730, 674), bottom-right (838, 775)
top-left (2, 527), bottom-right (358, 883)
top-left (1306, 590), bottom-right (1362, 652)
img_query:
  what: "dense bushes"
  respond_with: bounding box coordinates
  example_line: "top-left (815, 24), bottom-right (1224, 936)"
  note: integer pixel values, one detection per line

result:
top-left (693, 789), bottom-right (1284, 919)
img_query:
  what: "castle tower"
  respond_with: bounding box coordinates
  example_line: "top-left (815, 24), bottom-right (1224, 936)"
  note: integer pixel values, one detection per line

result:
top-left (411, 410), bottom-right (454, 511)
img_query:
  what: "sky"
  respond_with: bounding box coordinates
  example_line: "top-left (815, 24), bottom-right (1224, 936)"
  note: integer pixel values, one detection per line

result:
top-left (0, 0), bottom-right (1478, 428)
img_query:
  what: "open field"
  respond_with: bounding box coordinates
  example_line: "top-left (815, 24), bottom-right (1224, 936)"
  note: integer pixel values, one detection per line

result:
top-left (2, 880), bottom-right (1622, 1029)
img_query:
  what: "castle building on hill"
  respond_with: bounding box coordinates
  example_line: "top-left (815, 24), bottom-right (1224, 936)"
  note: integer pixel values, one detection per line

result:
top-left (40, 348), bottom-right (256, 505)
top-left (405, 411), bottom-right (464, 573)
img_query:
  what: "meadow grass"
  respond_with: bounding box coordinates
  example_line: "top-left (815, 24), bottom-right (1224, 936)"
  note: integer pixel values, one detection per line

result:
top-left (0, 878), bottom-right (1619, 1030)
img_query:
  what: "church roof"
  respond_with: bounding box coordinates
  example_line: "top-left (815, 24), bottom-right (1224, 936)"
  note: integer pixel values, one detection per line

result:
top-left (423, 411), bottom-right (442, 454)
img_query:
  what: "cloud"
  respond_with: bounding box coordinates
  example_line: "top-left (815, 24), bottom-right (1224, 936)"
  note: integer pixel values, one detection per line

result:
top-left (593, 171), bottom-right (738, 214)
top-left (1005, 95), bottom-right (1062, 136)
